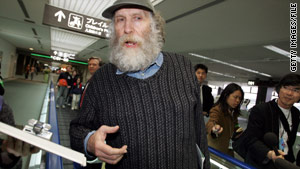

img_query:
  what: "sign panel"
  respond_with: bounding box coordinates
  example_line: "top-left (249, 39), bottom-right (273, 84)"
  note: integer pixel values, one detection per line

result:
top-left (51, 50), bottom-right (75, 62)
top-left (247, 80), bottom-right (255, 86)
top-left (43, 4), bottom-right (110, 38)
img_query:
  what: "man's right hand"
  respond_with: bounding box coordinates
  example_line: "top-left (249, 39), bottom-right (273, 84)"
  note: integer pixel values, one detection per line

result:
top-left (267, 150), bottom-right (285, 162)
top-left (87, 125), bottom-right (127, 165)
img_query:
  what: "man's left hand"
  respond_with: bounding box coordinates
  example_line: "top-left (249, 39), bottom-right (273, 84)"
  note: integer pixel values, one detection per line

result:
top-left (2, 136), bottom-right (40, 157)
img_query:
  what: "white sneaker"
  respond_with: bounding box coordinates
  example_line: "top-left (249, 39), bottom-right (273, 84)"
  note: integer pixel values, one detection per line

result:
top-left (71, 107), bottom-right (74, 110)
top-left (62, 105), bottom-right (65, 108)
top-left (56, 105), bottom-right (60, 108)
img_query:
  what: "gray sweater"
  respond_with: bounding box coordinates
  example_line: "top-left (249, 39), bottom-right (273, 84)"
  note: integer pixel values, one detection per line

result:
top-left (70, 52), bottom-right (210, 169)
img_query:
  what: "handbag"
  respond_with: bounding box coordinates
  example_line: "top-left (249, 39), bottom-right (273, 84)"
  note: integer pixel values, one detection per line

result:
top-left (58, 79), bottom-right (68, 86)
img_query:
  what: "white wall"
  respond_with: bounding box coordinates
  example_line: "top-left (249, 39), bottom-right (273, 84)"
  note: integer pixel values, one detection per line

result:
top-left (0, 38), bottom-right (17, 79)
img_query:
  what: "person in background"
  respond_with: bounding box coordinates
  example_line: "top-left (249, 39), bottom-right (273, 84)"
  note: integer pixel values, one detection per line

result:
top-left (43, 66), bottom-right (51, 83)
top-left (206, 83), bottom-right (244, 157)
top-left (194, 64), bottom-right (214, 117)
top-left (56, 65), bottom-right (72, 108)
top-left (243, 73), bottom-right (300, 169)
top-left (30, 65), bottom-right (35, 81)
top-left (24, 64), bottom-right (30, 79)
top-left (79, 57), bottom-right (102, 108)
top-left (67, 69), bottom-right (80, 106)
top-left (71, 77), bottom-right (83, 110)
top-left (70, 0), bottom-right (210, 168)
top-left (74, 57), bottom-right (103, 169)
top-left (87, 57), bottom-right (102, 76)
top-left (72, 70), bottom-right (80, 84)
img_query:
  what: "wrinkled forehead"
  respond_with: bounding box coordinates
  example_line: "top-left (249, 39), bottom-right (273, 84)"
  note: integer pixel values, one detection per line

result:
top-left (114, 8), bottom-right (151, 18)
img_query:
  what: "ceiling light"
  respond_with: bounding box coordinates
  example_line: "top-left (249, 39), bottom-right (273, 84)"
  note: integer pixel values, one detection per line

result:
top-left (29, 48), bottom-right (34, 50)
top-left (51, 27), bottom-right (98, 54)
top-left (264, 45), bottom-right (289, 57)
top-left (208, 70), bottom-right (236, 78)
top-left (189, 53), bottom-right (272, 77)
top-left (50, 0), bottom-right (165, 21)
top-left (31, 53), bottom-right (51, 59)
top-left (264, 45), bottom-right (299, 62)
top-left (31, 53), bottom-right (88, 65)
top-left (151, 0), bottom-right (165, 6)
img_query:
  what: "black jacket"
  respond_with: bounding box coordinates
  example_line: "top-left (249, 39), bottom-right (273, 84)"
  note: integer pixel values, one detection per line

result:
top-left (244, 99), bottom-right (300, 169)
top-left (201, 85), bottom-right (214, 114)
top-left (57, 72), bottom-right (72, 86)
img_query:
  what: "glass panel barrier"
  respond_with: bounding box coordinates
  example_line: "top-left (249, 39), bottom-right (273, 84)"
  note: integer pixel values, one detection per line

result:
top-left (208, 147), bottom-right (256, 169)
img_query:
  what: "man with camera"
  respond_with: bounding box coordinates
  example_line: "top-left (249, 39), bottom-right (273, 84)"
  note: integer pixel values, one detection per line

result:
top-left (243, 73), bottom-right (300, 169)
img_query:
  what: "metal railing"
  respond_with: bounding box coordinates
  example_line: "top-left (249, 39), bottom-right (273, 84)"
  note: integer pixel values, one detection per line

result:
top-left (208, 147), bottom-right (255, 169)
top-left (45, 81), bottom-right (63, 169)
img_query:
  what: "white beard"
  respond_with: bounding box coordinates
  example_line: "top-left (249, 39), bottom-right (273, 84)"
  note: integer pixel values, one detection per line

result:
top-left (109, 27), bottom-right (162, 72)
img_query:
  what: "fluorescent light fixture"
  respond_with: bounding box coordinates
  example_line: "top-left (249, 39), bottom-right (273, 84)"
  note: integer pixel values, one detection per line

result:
top-left (69, 60), bottom-right (88, 65)
top-left (264, 45), bottom-right (289, 57)
top-left (51, 27), bottom-right (98, 54)
top-left (31, 53), bottom-right (52, 59)
top-left (31, 53), bottom-right (88, 65)
top-left (208, 70), bottom-right (236, 79)
top-left (210, 159), bottom-right (229, 169)
top-left (151, 0), bottom-right (165, 6)
top-left (264, 45), bottom-right (299, 62)
top-left (189, 53), bottom-right (272, 77)
top-left (50, 0), bottom-right (164, 21)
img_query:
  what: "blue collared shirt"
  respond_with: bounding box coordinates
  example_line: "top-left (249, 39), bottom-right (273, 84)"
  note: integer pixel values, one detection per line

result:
top-left (116, 52), bottom-right (163, 79)
top-left (84, 52), bottom-right (164, 160)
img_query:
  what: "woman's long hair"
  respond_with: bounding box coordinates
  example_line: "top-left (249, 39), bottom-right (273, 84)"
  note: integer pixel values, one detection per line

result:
top-left (214, 83), bottom-right (244, 115)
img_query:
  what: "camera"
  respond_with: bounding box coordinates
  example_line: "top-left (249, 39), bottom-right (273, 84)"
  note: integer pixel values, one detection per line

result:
top-left (23, 119), bottom-right (52, 140)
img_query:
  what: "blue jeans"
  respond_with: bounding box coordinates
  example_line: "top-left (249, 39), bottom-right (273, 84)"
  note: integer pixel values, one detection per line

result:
top-left (56, 86), bottom-right (69, 106)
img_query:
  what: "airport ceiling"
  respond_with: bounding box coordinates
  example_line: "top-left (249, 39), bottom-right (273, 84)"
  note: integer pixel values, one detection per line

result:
top-left (0, 0), bottom-right (298, 84)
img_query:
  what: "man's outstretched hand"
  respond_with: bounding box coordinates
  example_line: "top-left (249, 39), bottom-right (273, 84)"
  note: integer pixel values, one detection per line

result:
top-left (87, 125), bottom-right (127, 165)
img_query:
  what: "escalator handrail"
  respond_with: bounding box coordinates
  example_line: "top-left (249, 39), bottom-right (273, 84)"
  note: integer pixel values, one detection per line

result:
top-left (45, 81), bottom-right (63, 169)
top-left (208, 146), bottom-right (256, 169)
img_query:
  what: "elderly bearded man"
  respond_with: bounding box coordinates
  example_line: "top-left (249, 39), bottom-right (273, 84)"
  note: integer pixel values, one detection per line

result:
top-left (70, 0), bottom-right (210, 168)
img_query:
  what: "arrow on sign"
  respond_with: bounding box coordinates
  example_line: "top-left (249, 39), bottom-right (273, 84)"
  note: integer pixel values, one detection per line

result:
top-left (54, 10), bottom-right (66, 22)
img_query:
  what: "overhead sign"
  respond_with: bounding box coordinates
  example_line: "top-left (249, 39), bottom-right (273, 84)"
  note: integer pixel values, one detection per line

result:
top-left (247, 80), bottom-right (255, 86)
top-left (51, 50), bottom-right (75, 62)
top-left (43, 4), bottom-right (110, 38)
